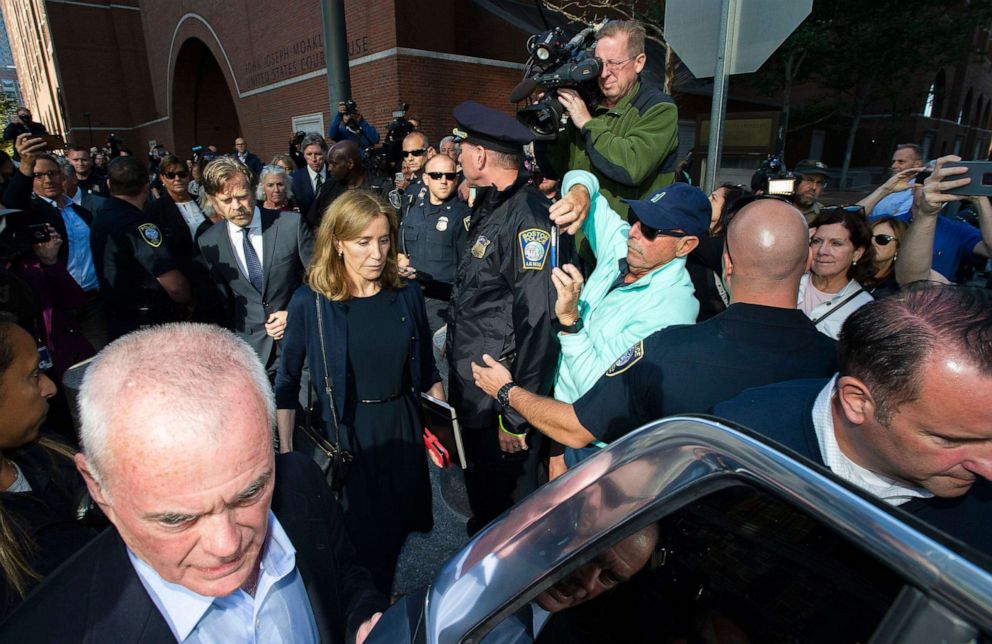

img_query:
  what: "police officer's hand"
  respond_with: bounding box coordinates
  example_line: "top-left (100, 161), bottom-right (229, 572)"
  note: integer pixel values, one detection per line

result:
top-left (15, 133), bottom-right (47, 177)
top-left (550, 183), bottom-right (590, 235)
top-left (265, 310), bottom-right (288, 340)
top-left (552, 264), bottom-right (583, 325)
top-left (914, 155), bottom-right (969, 219)
top-left (557, 88), bottom-right (592, 130)
top-left (32, 224), bottom-right (61, 265)
top-left (472, 353), bottom-right (512, 398)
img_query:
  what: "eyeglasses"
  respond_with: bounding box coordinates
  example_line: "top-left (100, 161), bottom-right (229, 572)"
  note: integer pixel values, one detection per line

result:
top-left (403, 148), bottom-right (427, 157)
top-left (873, 234), bottom-right (897, 246)
top-left (819, 205), bottom-right (865, 217)
top-left (598, 56), bottom-right (638, 71)
top-left (33, 171), bottom-right (60, 179)
top-left (628, 211), bottom-right (689, 242)
top-left (426, 171), bottom-right (457, 181)
top-left (163, 171), bottom-right (189, 179)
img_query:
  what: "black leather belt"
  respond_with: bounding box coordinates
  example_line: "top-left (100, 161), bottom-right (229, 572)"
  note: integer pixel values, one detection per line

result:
top-left (349, 388), bottom-right (411, 404)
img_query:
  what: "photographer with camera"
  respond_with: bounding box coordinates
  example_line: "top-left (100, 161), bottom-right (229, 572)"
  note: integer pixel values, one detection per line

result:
top-left (536, 20), bottom-right (679, 268)
top-left (328, 100), bottom-right (380, 157)
top-left (3, 108), bottom-right (48, 163)
top-left (895, 155), bottom-right (992, 285)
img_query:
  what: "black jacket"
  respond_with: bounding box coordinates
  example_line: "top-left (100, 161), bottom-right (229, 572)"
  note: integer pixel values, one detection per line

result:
top-left (0, 452), bottom-right (387, 643)
top-left (446, 175), bottom-right (561, 429)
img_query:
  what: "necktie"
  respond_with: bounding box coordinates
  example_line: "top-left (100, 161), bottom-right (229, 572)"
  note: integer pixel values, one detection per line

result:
top-left (241, 227), bottom-right (263, 292)
top-left (315, 172), bottom-right (324, 195)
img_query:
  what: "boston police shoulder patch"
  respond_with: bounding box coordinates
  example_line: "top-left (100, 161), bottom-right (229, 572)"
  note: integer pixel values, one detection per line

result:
top-left (518, 228), bottom-right (551, 271)
top-left (606, 341), bottom-right (644, 377)
top-left (138, 223), bottom-right (163, 248)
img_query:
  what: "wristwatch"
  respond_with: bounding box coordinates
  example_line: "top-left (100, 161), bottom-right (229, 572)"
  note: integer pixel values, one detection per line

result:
top-left (558, 317), bottom-right (584, 335)
top-left (497, 381), bottom-right (517, 409)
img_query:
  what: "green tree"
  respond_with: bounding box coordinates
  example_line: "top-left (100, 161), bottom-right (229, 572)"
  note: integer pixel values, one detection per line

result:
top-left (0, 95), bottom-right (16, 157)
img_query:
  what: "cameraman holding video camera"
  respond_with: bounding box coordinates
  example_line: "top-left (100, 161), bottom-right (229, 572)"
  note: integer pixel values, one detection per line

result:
top-left (327, 99), bottom-right (380, 156)
top-left (537, 20), bottom-right (679, 266)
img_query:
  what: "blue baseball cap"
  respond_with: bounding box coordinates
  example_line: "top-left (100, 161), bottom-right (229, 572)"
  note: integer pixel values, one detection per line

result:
top-left (622, 184), bottom-right (710, 238)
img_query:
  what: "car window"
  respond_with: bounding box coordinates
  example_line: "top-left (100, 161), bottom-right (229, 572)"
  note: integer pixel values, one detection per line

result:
top-left (479, 484), bottom-right (907, 643)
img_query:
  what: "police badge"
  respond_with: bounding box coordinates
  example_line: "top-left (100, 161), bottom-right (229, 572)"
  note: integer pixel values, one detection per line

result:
top-left (606, 341), bottom-right (644, 377)
top-left (517, 228), bottom-right (551, 270)
top-left (138, 223), bottom-right (163, 248)
top-left (436, 216), bottom-right (449, 232)
top-left (470, 235), bottom-right (491, 258)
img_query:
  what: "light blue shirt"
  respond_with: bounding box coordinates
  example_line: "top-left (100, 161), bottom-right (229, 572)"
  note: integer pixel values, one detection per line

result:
top-left (41, 195), bottom-right (98, 291)
top-left (129, 512), bottom-right (319, 644)
top-left (869, 183), bottom-right (914, 219)
top-left (552, 170), bottom-right (698, 404)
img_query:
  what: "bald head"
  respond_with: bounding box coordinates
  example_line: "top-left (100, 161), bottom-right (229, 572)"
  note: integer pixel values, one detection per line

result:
top-left (327, 140), bottom-right (361, 180)
top-left (724, 200), bottom-right (809, 303)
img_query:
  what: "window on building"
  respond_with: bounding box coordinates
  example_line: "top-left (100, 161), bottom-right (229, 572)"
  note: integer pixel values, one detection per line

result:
top-left (924, 70), bottom-right (946, 119)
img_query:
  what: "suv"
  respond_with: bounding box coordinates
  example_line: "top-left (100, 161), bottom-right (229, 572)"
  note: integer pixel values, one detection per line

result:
top-left (368, 416), bottom-right (992, 643)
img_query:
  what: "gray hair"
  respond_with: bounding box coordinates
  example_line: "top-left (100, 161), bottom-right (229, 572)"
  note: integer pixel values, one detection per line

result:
top-left (300, 132), bottom-right (328, 153)
top-left (255, 164), bottom-right (295, 202)
top-left (57, 156), bottom-right (74, 178)
top-left (78, 323), bottom-right (275, 490)
top-left (597, 20), bottom-right (647, 57)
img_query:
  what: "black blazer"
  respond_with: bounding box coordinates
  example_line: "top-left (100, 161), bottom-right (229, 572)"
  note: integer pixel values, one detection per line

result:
top-left (196, 208), bottom-right (314, 371)
top-left (4, 171), bottom-right (93, 267)
top-left (145, 193), bottom-right (212, 260)
top-left (291, 167), bottom-right (324, 218)
top-left (0, 452), bottom-right (387, 643)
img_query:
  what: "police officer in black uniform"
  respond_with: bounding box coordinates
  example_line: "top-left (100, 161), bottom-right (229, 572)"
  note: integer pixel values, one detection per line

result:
top-left (398, 153), bottom-right (470, 332)
top-left (90, 157), bottom-right (193, 340)
top-left (446, 101), bottom-right (591, 535)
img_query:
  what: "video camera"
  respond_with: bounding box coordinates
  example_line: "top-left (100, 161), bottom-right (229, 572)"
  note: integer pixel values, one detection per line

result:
top-left (364, 102), bottom-right (415, 175)
top-left (751, 155), bottom-right (796, 197)
top-left (511, 20), bottom-right (606, 140)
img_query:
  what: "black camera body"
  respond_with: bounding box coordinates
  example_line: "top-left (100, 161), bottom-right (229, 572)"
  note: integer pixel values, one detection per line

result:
top-left (751, 155), bottom-right (797, 197)
top-left (343, 99), bottom-right (359, 116)
top-left (364, 103), bottom-right (414, 175)
top-left (513, 21), bottom-right (605, 140)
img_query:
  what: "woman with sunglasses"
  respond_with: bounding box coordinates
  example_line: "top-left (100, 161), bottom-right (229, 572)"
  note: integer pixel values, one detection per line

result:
top-left (147, 155), bottom-right (212, 260)
top-left (800, 206), bottom-right (875, 339)
top-left (862, 217), bottom-right (908, 298)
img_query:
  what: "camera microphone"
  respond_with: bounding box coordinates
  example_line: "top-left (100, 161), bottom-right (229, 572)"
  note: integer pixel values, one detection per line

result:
top-left (509, 78), bottom-right (539, 103)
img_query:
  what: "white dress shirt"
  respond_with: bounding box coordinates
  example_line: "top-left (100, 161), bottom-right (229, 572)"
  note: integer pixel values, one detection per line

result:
top-left (306, 166), bottom-right (325, 193)
top-left (225, 207), bottom-right (263, 281)
top-left (811, 376), bottom-right (932, 506)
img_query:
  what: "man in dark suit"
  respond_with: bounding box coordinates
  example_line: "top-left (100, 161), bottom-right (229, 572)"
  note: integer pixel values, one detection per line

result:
top-left (714, 283), bottom-right (992, 556)
top-left (197, 156), bottom-right (313, 375)
top-left (232, 136), bottom-right (264, 177)
top-left (0, 323), bottom-right (386, 642)
top-left (4, 133), bottom-right (108, 350)
top-left (290, 133), bottom-right (328, 218)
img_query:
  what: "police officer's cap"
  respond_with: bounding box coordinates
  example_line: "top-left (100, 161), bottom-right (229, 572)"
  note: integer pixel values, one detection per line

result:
top-left (622, 184), bottom-right (711, 238)
top-left (452, 101), bottom-right (533, 155)
top-left (794, 159), bottom-right (829, 178)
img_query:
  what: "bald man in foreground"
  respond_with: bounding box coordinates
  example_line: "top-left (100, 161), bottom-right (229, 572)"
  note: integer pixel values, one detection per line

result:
top-left (472, 197), bottom-right (838, 463)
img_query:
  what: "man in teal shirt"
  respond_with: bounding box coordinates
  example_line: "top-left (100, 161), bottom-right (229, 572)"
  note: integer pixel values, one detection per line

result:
top-left (475, 169), bottom-right (708, 475)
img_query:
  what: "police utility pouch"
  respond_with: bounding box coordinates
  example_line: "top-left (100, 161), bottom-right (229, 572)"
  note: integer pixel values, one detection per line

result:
top-left (294, 297), bottom-right (353, 496)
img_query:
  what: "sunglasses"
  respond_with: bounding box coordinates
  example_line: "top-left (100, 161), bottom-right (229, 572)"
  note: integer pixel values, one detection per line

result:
top-left (426, 171), bottom-right (457, 181)
top-left (163, 171), bottom-right (189, 179)
top-left (628, 211), bottom-right (689, 242)
top-left (819, 205), bottom-right (865, 217)
top-left (873, 234), bottom-right (897, 246)
top-left (403, 148), bottom-right (427, 157)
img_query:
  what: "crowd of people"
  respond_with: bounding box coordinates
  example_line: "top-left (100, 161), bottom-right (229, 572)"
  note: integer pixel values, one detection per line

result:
top-left (0, 16), bottom-right (990, 642)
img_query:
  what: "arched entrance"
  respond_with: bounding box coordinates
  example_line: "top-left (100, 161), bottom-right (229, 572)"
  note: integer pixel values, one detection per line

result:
top-left (171, 38), bottom-right (241, 157)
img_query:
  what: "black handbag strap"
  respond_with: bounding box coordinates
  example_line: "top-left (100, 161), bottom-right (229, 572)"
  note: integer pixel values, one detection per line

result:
top-left (811, 287), bottom-right (866, 326)
top-left (315, 295), bottom-right (343, 447)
